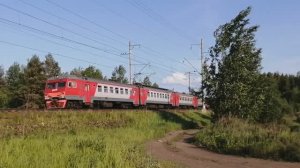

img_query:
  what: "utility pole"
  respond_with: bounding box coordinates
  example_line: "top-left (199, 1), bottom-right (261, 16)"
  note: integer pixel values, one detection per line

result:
top-left (191, 38), bottom-right (206, 110)
top-left (185, 71), bottom-right (195, 94)
top-left (200, 38), bottom-right (205, 110)
top-left (124, 41), bottom-right (140, 84)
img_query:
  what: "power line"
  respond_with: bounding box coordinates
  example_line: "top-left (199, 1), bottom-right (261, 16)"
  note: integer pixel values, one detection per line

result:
top-left (0, 40), bottom-right (114, 69)
top-left (0, 17), bottom-right (179, 77)
top-left (0, 17), bottom-right (126, 58)
top-left (90, 0), bottom-right (191, 70)
top-left (45, 0), bottom-right (129, 42)
top-left (0, 2), bottom-right (123, 53)
top-left (18, 0), bottom-right (127, 46)
top-left (42, 0), bottom-right (183, 75)
top-left (126, 0), bottom-right (196, 42)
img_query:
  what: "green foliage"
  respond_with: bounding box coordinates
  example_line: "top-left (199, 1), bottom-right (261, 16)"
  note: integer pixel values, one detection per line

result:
top-left (82, 66), bottom-right (103, 80)
top-left (203, 7), bottom-right (285, 122)
top-left (0, 66), bottom-right (4, 85)
top-left (0, 66), bottom-right (8, 108)
top-left (142, 76), bottom-right (152, 86)
top-left (0, 110), bottom-right (204, 168)
top-left (44, 54), bottom-right (61, 78)
top-left (23, 55), bottom-right (46, 109)
top-left (6, 63), bottom-right (25, 108)
top-left (152, 82), bottom-right (159, 88)
top-left (195, 117), bottom-right (300, 162)
top-left (70, 66), bottom-right (103, 80)
top-left (70, 67), bottom-right (83, 77)
top-left (110, 65), bottom-right (128, 84)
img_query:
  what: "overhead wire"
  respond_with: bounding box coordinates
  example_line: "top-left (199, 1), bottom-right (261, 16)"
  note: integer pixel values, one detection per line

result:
top-left (0, 1), bottom-right (193, 82)
top-left (126, 0), bottom-right (196, 43)
top-left (0, 2), bottom-right (123, 53)
top-left (89, 0), bottom-right (190, 70)
top-left (18, 0), bottom-right (127, 46)
top-left (0, 40), bottom-right (114, 69)
top-left (45, 0), bottom-right (129, 42)
top-left (35, 1), bottom-right (184, 74)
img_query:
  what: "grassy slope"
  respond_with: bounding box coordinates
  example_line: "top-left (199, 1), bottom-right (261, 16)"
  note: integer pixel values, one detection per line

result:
top-left (0, 109), bottom-right (209, 168)
top-left (195, 117), bottom-right (300, 162)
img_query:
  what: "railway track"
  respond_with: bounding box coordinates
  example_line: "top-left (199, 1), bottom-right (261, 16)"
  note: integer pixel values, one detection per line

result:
top-left (0, 108), bottom-right (199, 113)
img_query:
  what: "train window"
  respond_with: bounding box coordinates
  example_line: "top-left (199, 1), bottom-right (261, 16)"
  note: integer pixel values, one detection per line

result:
top-left (151, 92), bottom-right (153, 97)
top-left (68, 81), bottom-right (77, 88)
top-left (47, 83), bottom-right (56, 89)
top-left (104, 86), bottom-right (108, 93)
top-left (110, 87), bottom-right (114, 93)
top-left (98, 85), bottom-right (102, 92)
top-left (125, 89), bottom-right (129, 95)
top-left (58, 82), bottom-right (66, 88)
top-left (120, 88), bottom-right (124, 94)
top-left (115, 87), bottom-right (119, 94)
top-left (154, 93), bottom-right (156, 98)
top-left (147, 92), bottom-right (150, 97)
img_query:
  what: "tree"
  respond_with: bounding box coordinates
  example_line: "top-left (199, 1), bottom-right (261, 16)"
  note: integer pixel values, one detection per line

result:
top-left (152, 82), bottom-right (159, 88)
top-left (0, 66), bottom-right (4, 85)
top-left (6, 63), bottom-right (25, 108)
top-left (203, 7), bottom-right (266, 121)
top-left (142, 76), bottom-right (152, 86)
top-left (256, 75), bottom-right (285, 123)
top-left (44, 54), bottom-right (61, 78)
top-left (0, 66), bottom-right (8, 107)
top-left (23, 55), bottom-right (46, 109)
top-left (70, 67), bottom-right (83, 77)
top-left (110, 65), bottom-right (128, 84)
top-left (81, 66), bottom-right (103, 79)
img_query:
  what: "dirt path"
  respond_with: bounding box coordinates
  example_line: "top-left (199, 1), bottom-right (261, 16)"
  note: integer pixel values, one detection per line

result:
top-left (146, 130), bottom-right (300, 168)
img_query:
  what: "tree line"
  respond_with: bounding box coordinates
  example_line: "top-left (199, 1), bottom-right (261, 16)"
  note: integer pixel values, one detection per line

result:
top-left (0, 54), bottom-right (158, 109)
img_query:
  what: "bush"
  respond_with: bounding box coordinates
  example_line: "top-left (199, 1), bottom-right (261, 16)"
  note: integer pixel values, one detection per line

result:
top-left (195, 117), bottom-right (300, 162)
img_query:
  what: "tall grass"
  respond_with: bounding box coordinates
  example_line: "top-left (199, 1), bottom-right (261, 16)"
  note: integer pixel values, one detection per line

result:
top-left (195, 117), bottom-right (300, 162)
top-left (0, 110), bottom-right (206, 168)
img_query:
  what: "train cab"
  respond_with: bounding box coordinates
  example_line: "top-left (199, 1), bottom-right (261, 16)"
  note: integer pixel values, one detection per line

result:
top-left (44, 77), bottom-right (68, 109)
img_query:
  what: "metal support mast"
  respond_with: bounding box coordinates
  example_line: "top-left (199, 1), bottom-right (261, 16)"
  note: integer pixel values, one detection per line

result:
top-left (200, 38), bottom-right (206, 110)
top-left (190, 38), bottom-right (206, 110)
top-left (127, 41), bottom-right (140, 84)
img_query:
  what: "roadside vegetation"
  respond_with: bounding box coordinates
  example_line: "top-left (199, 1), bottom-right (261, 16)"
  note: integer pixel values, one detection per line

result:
top-left (195, 116), bottom-right (300, 162)
top-left (0, 109), bottom-right (209, 168)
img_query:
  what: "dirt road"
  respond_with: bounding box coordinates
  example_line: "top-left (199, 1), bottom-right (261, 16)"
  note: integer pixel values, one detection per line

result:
top-left (146, 130), bottom-right (300, 168)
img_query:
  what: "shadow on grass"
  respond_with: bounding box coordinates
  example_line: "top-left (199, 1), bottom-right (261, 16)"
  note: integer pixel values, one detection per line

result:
top-left (194, 112), bottom-right (211, 121)
top-left (154, 110), bottom-right (199, 129)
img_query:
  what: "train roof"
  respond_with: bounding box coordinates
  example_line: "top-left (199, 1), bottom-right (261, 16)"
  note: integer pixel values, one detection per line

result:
top-left (47, 75), bottom-right (135, 87)
top-left (47, 75), bottom-right (197, 96)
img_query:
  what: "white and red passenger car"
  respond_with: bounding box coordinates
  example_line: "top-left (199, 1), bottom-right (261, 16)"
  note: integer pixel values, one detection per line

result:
top-left (44, 76), bottom-right (201, 109)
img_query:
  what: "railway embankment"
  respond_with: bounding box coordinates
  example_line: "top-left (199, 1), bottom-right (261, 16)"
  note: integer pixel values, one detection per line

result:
top-left (0, 109), bottom-right (208, 168)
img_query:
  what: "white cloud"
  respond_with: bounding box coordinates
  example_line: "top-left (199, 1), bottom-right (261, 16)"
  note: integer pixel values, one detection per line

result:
top-left (162, 72), bottom-right (189, 86)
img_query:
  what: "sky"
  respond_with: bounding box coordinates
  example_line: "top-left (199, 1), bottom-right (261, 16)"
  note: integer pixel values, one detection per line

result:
top-left (0, 0), bottom-right (299, 92)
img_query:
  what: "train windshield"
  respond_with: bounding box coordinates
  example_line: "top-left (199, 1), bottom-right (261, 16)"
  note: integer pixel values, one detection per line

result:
top-left (58, 82), bottom-right (66, 88)
top-left (46, 82), bottom-right (66, 89)
top-left (47, 83), bottom-right (56, 89)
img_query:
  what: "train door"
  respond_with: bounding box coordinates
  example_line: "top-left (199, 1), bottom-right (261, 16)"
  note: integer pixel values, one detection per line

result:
top-left (84, 83), bottom-right (90, 104)
top-left (139, 87), bottom-right (148, 106)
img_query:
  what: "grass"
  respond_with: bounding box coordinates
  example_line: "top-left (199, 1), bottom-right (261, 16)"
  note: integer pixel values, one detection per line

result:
top-left (194, 117), bottom-right (300, 162)
top-left (0, 109), bottom-right (206, 168)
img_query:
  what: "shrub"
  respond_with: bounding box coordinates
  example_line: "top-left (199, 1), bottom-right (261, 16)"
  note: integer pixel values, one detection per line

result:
top-left (195, 117), bottom-right (300, 162)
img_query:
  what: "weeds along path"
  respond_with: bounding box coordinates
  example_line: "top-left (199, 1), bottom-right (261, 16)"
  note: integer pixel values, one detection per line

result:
top-left (146, 129), bottom-right (300, 168)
